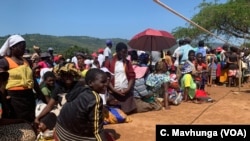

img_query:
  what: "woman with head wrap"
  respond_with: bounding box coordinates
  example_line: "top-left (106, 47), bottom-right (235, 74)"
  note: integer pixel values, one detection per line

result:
top-left (0, 34), bottom-right (45, 123)
top-left (34, 63), bottom-right (84, 126)
top-left (146, 60), bottom-right (182, 109)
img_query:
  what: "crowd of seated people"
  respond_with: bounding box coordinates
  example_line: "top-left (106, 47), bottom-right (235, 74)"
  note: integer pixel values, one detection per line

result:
top-left (1, 35), bottom-right (247, 140)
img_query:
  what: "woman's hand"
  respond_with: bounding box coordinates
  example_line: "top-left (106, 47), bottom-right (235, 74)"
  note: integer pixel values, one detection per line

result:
top-left (110, 89), bottom-right (125, 96)
top-left (120, 88), bottom-right (130, 95)
top-left (117, 90), bottom-right (126, 96)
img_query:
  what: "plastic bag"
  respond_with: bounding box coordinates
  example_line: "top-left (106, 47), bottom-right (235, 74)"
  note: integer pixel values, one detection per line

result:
top-left (35, 99), bottom-right (47, 117)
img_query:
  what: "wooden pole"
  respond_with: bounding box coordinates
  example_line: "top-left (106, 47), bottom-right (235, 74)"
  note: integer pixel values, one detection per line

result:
top-left (153, 0), bottom-right (230, 45)
top-left (238, 57), bottom-right (242, 92)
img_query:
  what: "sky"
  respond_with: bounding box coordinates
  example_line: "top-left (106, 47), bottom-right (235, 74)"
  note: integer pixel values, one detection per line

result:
top-left (0, 0), bottom-right (227, 40)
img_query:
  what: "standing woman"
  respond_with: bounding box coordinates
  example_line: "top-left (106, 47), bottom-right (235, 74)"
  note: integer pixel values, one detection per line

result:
top-left (227, 47), bottom-right (239, 87)
top-left (0, 34), bottom-right (44, 122)
top-left (0, 68), bottom-right (37, 141)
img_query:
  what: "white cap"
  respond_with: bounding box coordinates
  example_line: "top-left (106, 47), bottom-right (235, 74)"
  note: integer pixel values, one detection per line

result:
top-left (66, 58), bottom-right (70, 62)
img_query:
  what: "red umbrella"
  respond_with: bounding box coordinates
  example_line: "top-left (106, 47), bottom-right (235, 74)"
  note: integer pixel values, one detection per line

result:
top-left (128, 28), bottom-right (176, 51)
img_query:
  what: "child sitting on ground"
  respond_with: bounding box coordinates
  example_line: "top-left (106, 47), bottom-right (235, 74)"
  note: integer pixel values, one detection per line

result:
top-left (168, 65), bottom-right (182, 105)
top-left (36, 112), bottom-right (57, 141)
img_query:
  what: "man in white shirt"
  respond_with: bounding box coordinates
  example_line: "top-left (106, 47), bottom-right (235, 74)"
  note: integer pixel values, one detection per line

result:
top-left (172, 39), bottom-right (184, 59)
top-left (103, 39), bottom-right (113, 60)
top-left (177, 37), bottom-right (195, 65)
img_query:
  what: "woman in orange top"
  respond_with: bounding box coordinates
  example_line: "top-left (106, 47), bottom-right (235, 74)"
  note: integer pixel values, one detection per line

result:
top-left (0, 35), bottom-right (44, 122)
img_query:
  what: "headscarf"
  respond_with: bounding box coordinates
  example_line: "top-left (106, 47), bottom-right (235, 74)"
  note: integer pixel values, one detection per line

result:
top-left (54, 63), bottom-right (81, 77)
top-left (0, 34), bottom-right (25, 56)
top-left (139, 53), bottom-right (149, 64)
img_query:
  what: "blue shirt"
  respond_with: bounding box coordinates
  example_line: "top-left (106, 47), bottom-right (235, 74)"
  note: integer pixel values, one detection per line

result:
top-left (196, 47), bottom-right (206, 57)
top-left (178, 44), bottom-right (195, 64)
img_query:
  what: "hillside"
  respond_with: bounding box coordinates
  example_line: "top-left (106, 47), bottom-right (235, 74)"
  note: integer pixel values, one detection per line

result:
top-left (0, 34), bottom-right (226, 58)
top-left (0, 34), bottom-right (129, 54)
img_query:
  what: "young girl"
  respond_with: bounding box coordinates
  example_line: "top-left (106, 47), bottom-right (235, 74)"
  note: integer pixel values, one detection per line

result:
top-left (40, 71), bottom-right (56, 103)
top-left (195, 53), bottom-right (207, 90)
top-left (55, 68), bottom-right (109, 141)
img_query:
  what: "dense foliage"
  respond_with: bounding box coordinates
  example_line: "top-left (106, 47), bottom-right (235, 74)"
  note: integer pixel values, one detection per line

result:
top-left (172, 0), bottom-right (250, 46)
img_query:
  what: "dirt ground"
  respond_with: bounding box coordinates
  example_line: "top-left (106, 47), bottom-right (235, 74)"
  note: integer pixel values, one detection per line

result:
top-left (104, 84), bottom-right (250, 141)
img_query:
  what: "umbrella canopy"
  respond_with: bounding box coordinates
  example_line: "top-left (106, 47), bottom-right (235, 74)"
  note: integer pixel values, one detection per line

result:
top-left (128, 28), bottom-right (176, 51)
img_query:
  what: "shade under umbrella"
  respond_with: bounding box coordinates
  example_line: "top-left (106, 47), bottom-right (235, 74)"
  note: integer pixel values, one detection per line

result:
top-left (128, 28), bottom-right (176, 51)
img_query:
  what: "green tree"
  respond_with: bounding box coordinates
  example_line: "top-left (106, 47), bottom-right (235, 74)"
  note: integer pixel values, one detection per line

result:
top-left (172, 0), bottom-right (250, 43)
top-left (63, 45), bottom-right (90, 59)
